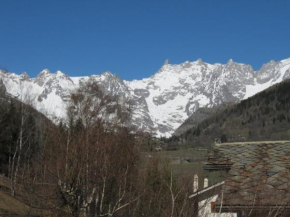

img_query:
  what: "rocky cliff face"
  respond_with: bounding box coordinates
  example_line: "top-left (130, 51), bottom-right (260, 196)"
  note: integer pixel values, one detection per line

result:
top-left (126, 58), bottom-right (290, 136)
top-left (1, 57), bottom-right (290, 137)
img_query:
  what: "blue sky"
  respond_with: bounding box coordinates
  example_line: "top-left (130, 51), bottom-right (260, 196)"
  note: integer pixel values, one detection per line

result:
top-left (0, 0), bottom-right (289, 80)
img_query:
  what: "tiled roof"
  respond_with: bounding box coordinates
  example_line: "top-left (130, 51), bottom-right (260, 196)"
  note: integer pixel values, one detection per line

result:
top-left (205, 141), bottom-right (290, 210)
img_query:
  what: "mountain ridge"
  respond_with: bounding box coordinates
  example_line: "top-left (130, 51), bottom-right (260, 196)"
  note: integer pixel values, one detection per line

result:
top-left (1, 57), bottom-right (290, 136)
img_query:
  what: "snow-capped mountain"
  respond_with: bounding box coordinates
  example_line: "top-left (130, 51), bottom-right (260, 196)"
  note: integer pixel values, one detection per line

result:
top-left (1, 57), bottom-right (290, 137)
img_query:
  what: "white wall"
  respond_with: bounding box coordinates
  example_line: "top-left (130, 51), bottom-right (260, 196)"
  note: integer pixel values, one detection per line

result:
top-left (199, 195), bottom-right (237, 217)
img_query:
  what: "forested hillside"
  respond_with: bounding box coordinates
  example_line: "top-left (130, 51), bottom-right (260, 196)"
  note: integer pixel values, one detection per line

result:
top-left (0, 81), bottom-right (197, 217)
top-left (0, 89), bottom-right (52, 176)
top-left (173, 79), bottom-right (290, 148)
top-left (173, 103), bottom-right (234, 136)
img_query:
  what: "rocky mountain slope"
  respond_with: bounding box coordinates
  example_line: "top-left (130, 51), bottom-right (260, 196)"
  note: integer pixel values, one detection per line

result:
top-left (1, 57), bottom-right (290, 137)
top-left (171, 78), bottom-right (290, 147)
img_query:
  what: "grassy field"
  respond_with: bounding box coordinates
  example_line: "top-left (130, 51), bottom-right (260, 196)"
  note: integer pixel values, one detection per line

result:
top-left (0, 175), bottom-right (42, 216)
top-left (0, 175), bottom-right (65, 216)
top-left (141, 148), bottom-right (226, 186)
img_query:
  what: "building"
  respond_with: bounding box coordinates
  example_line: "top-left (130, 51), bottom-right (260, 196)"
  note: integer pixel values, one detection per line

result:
top-left (204, 141), bottom-right (290, 217)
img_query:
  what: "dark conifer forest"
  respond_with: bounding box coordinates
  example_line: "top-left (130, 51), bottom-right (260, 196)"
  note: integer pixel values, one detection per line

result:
top-left (172, 79), bottom-right (290, 147)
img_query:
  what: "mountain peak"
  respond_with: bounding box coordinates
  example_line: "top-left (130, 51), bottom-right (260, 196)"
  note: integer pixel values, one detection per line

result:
top-left (39, 69), bottom-right (51, 75)
top-left (34, 69), bottom-right (52, 86)
top-left (20, 72), bottom-right (30, 80)
top-left (227, 59), bottom-right (234, 64)
top-left (55, 70), bottom-right (66, 76)
top-left (35, 69), bottom-right (51, 79)
top-left (197, 58), bottom-right (204, 64)
top-left (269, 60), bottom-right (276, 65)
top-left (101, 71), bottom-right (113, 77)
top-left (182, 61), bottom-right (192, 68)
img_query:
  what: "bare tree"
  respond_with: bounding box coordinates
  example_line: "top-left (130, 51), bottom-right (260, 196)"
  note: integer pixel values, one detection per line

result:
top-left (19, 81), bottom-right (141, 216)
top-left (9, 81), bottom-right (35, 196)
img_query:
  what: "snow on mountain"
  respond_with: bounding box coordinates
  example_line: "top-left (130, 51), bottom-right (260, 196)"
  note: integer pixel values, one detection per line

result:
top-left (126, 58), bottom-right (256, 136)
top-left (244, 58), bottom-right (290, 99)
top-left (1, 57), bottom-right (290, 137)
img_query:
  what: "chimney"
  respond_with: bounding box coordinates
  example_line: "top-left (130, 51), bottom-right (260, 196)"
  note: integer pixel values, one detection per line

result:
top-left (193, 174), bottom-right (199, 192)
top-left (204, 178), bottom-right (209, 189)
